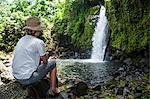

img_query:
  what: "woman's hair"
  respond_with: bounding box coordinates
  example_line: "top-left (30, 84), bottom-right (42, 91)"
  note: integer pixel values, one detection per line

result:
top-left (25, 29), bottom-right (36, 36)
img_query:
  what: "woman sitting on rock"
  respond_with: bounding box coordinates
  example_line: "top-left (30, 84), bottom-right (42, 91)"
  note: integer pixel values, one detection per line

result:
top-left (12, 16), bottom-right (59, 96)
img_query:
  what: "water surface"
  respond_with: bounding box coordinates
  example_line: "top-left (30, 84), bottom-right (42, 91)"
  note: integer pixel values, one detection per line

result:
top-left (57, 59), bottom-right (120, 85)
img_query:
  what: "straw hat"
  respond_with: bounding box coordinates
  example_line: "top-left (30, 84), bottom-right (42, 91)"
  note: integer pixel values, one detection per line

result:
top-left (23, 16), bottom-right (44, 31)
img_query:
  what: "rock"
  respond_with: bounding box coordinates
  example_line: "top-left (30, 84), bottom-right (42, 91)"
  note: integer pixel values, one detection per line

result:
top-left (0, 67), bottom-right (14, 81)
top-left (0, 58), bottom-right (14, 82)
top-left (106, 79), bottom-right (116, 89)
top-left (126, 75), bottom-right (133, 81)
top-left (93, 96), bottom-right (98, 99)
top-left (112, 72), bottom-right (120, 78)
top-left (27, 79), bottom-right (50, 98)
top-left (135, 87), bottom-right (142, 96)
top-left (67, 93), bottom-right (75, 99)
top-left (0, 92), bottom-right (5, 99)
top-left (116, 87), bottom-right (124, 95)
top-left (120, 56), bottom-right (124, 61)
top-left (59, 78), bottom-right (67, 85)
top-left (0, 81), bottom-right (28, 99)
top-left (114, 59), bottom-right (120, 63)
top-left (103, 92), bottom-right (111, 96)
top-left (135, 93), bottom-right (142, 98)
top-left (123, 87), bottom-right (131, 96)
top-left (119, 72), bottom-right (127, 78)
top-left (0, 77), bottom-right (4, 85)
top-left (1, 77), bottom-right (11, 84)
top-left (0, 56), bottom-right (8, 61)
top-left (115, 95), bottom-right (124, 99)
top-left (66, 81), bottom-right (74, 89)
top-left (4, 63), bottom-right (12, 67)
top-left (123, 58), bottom-right (132, 65)
top-left (92, 85), bottom-right (101, 91)
top-left (139, 58), bottom-right (145, 64)
top-left (109, 56), bottom-right (113, 61)
top-left (47, 95), bottom-right (64, 99)
top-left (125, 82), bottom-right (129, 87)
top-left (0, 61), bottom-right (7, 73)
top-left (2, 60), bottom-right (9, 64)
top-left (118, 67), bottom-right (124, 71)
top-left (25, 79), bottom-right (63, 99)
top-left (71, 82), bottom-right (88, 96)
top-left (74, 52), bottom-right (78, 58)
top-left (60, 92), bottom-right (69, 99)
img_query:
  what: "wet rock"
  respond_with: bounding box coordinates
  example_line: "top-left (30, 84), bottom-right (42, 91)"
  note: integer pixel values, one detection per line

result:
top-left (71, 82), bottom-right (88, 96)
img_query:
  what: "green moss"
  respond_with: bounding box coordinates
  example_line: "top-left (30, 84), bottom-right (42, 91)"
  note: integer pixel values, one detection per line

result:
top-left (105, 0), bottom-right (149, 53)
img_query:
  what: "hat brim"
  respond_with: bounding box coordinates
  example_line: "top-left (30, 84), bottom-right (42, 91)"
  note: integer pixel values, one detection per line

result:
top-left (23, 25), bottom-right (44, 31)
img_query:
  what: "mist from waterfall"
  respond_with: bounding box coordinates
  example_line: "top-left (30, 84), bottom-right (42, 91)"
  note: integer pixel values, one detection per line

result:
top-left (91, 5), bottom-right (108, 61)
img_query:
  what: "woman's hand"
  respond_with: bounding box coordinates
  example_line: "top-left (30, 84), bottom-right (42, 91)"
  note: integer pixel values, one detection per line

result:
top-left (49, 56), bottom-right (56, 60)
top-left (40, 53), bottom-right (49, 64)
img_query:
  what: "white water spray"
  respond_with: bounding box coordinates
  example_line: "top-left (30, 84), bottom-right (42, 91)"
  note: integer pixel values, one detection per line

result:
top-left (91, 6), bottom-right (108, 61)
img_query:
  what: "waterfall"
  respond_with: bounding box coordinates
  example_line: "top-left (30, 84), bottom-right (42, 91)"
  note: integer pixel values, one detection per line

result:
top-left (91, 6), bottom-right (108, 61)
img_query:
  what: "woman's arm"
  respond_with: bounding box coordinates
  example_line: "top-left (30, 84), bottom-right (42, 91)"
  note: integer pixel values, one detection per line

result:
top-left (40, 53), bottom-right (49, 64)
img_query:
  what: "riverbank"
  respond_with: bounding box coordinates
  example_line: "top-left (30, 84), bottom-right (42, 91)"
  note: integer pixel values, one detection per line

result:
top-left (0, 52), bottom-right (149, 99)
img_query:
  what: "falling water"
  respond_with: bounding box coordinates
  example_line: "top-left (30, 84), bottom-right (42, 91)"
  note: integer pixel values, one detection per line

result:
top-left (91, 5), bottom-right (108, 61)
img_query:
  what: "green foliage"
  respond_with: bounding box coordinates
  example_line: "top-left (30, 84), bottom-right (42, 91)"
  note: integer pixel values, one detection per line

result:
top-left (52, 0), bottom-right (99, 49)
top-left (1, 0), bottom-right (148, 54)
top-left (0, 1), bottom-right (26, 52)
top-left (0, 0), bottom-right (100, 52)
top-left (0, 0), bottom-right (56, 52)
top-left (105, 0), bottom-right (150, 53)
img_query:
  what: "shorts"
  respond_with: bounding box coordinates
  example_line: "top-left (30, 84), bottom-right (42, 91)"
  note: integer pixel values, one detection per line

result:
top-left (17, 60), bottom-right (56, 86)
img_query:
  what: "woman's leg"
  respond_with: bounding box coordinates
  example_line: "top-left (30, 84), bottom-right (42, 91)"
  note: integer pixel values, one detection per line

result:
top-left (49, 68), bottom-right (57, 91)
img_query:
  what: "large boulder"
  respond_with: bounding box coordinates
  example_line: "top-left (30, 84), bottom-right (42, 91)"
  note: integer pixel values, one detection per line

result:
top-left (71, 82), bottom-right (88, 96)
